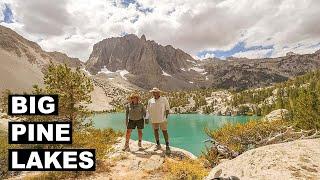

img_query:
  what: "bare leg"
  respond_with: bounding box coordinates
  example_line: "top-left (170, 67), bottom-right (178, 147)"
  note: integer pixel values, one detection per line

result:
top-left (162, 130), bottom-right (171, 154)
top-left (162, 130), bottom-right (169, 146)
top-left (138, 129), bottom-right (143, 148)
top-left (137, 129), bottom-right (143, 141)
top-left (153, 128), bottom-right (160, 145)
top-left (125, 129), bottom-right (132, 146)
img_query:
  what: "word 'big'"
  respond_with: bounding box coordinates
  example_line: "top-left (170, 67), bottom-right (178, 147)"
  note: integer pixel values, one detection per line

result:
top-left (9, 122), bottom-right (72, 144)
top-left (8, 95), bottom-right (58, 115)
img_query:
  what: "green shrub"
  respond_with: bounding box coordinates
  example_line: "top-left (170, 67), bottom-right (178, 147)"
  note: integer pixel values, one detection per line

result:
top-left (203, 119), bottom-right (290, 166)
top-left (206, 119), bottom-right (289, 153)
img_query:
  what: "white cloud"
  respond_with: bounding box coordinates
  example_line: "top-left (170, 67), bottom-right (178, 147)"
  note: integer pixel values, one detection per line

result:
top-left (0, 3), bottom-right (5, 21)
top-left (233, 49), bottom-right (272, 59)
top-left (0, 0), bottom-right (319, 61)
top-left (198, 53), bottom-right (215, 60)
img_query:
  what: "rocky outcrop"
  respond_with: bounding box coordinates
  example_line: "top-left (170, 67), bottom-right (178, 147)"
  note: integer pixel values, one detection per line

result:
top-left (84, 138), bottom-right (196, 179)
top-left (206, 138), bottom-right (320, 180)
top-left (264, 109), bottom-right (290, 121)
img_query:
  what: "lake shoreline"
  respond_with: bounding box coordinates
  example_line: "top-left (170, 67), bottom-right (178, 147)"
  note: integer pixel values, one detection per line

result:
top-left (90, 110), bottom-right (262, 117)
top-left (91, 112), bottom-right (256, 156)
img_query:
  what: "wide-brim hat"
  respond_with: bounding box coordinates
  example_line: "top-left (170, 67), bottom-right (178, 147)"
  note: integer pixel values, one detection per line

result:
top-left (149, 87), bottom-right (161, 93)
top-left (128, 93), bottom-right (141, 99)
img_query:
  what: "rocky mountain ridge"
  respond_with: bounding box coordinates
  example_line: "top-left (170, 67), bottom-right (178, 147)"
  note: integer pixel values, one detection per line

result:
top-left (202, 50), bottom-right (320, 90)
top-left (0, 25), bottom-right (82, 92)
top-left (85, 34), bottom-right (320, 90)
top-left (1, 25), bottom-right (320, 92)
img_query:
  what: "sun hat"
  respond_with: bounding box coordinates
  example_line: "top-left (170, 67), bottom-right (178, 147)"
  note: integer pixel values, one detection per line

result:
top-left (128, 93), bottom-right (141, 100)
top-left (149, 87), bottom-right (161, 93)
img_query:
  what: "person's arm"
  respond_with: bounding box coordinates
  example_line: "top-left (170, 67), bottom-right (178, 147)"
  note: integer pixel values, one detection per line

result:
top-left (142, 104), bottom-right (146, 118)
top-left (142, 104), bottom-right (149, 124)
top-left (165, 97), bottom-right (170, 118)
top-left (147, 100), bottom-right (151, 113)
top-left (125, 105), bottom-right (129, 126)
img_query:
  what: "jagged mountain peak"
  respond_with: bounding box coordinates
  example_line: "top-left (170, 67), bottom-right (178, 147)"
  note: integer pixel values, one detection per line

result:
top-left (85, 34), bottom-right (199, 90)
top-left (140, 34), bottom-right (146, 41)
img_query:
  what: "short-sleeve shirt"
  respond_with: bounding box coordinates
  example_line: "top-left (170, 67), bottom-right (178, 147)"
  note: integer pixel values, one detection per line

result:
top-left (147, 96), bottom-right (170, 123)
top-left (126, 103), bottom-right (146, 121)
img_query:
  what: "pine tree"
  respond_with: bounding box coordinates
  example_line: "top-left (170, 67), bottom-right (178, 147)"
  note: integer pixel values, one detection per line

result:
top-left (36, 63), bottom-right (94, 129)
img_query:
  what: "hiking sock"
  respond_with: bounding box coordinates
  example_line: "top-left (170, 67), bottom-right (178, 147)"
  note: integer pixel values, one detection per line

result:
top-left (165, 142), bottom-right (169, 147)
top-left (156, 140), bottom-right (160, 145)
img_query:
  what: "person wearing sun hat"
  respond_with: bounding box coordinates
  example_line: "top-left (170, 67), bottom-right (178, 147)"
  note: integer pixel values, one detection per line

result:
top-left (123, 93), bottom-right (146, 151)
top-left (147, 87), bottom-right (171, 154)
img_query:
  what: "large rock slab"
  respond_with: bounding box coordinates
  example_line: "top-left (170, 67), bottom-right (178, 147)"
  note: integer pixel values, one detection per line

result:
top-left (206, 138), bottom-right (320, 180)
top-left (264, 109), bottom-right (289, 121)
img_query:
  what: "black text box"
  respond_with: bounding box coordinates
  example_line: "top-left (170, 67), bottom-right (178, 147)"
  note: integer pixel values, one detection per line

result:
top-left (8, 149), bottom-right (96, 171)
top-left (8, 122), bottom-right (72, 144)
top-left (8, 95), bottom-right (59, 115)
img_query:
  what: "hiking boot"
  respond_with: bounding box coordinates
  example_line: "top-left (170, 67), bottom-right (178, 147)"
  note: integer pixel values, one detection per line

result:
top-left (122, 143), bottom-right (130, 151)
top-left (165, 146), bottom-right (171, 155)
top-left (153, 144), bottom-right (161, 151)
top-left (138, 141), bottom-right (142, 148)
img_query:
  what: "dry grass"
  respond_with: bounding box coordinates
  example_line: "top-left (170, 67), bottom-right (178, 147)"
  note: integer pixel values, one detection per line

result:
top-left (161, 158), bottom-right (209, 180)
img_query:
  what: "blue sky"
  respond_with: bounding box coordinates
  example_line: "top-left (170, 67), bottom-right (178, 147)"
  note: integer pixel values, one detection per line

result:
top-left (2, 3), bottom-right (13, 23)
top-left (121, 0), bottom-right (153, 14)
top-left (197, 42), bottom-right (274, 59)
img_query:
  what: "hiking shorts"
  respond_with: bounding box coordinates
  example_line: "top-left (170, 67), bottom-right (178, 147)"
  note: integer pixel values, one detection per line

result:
top-left (127, 119), bottom-right (144, 129)
top-left (152, 121), bottom-right (168, 130)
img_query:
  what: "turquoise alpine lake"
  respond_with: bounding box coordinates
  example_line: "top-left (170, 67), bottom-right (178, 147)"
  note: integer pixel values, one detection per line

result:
top-left (92, 113), bottom-right (258, 156)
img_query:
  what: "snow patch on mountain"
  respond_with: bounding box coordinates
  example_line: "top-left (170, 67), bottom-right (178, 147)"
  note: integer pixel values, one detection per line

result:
top-left (189, 67), bottom-right (205, 73)
top-left (98, 67), bottom-right (129, 80)
top-left (186, 59), bottom-right (196, 64)
top-left (162, 69), bottom-right (172, 77)
top-left (117, 70), bottom-right (129, 80)
top-left (98, 66), bottom-right (114, 74)
top-left (81, 68), bottom-right (92, 76)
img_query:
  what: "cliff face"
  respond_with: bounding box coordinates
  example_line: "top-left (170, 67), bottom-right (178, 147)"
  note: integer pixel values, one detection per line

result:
top-left (85, 34), bottom-right (203, 90)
